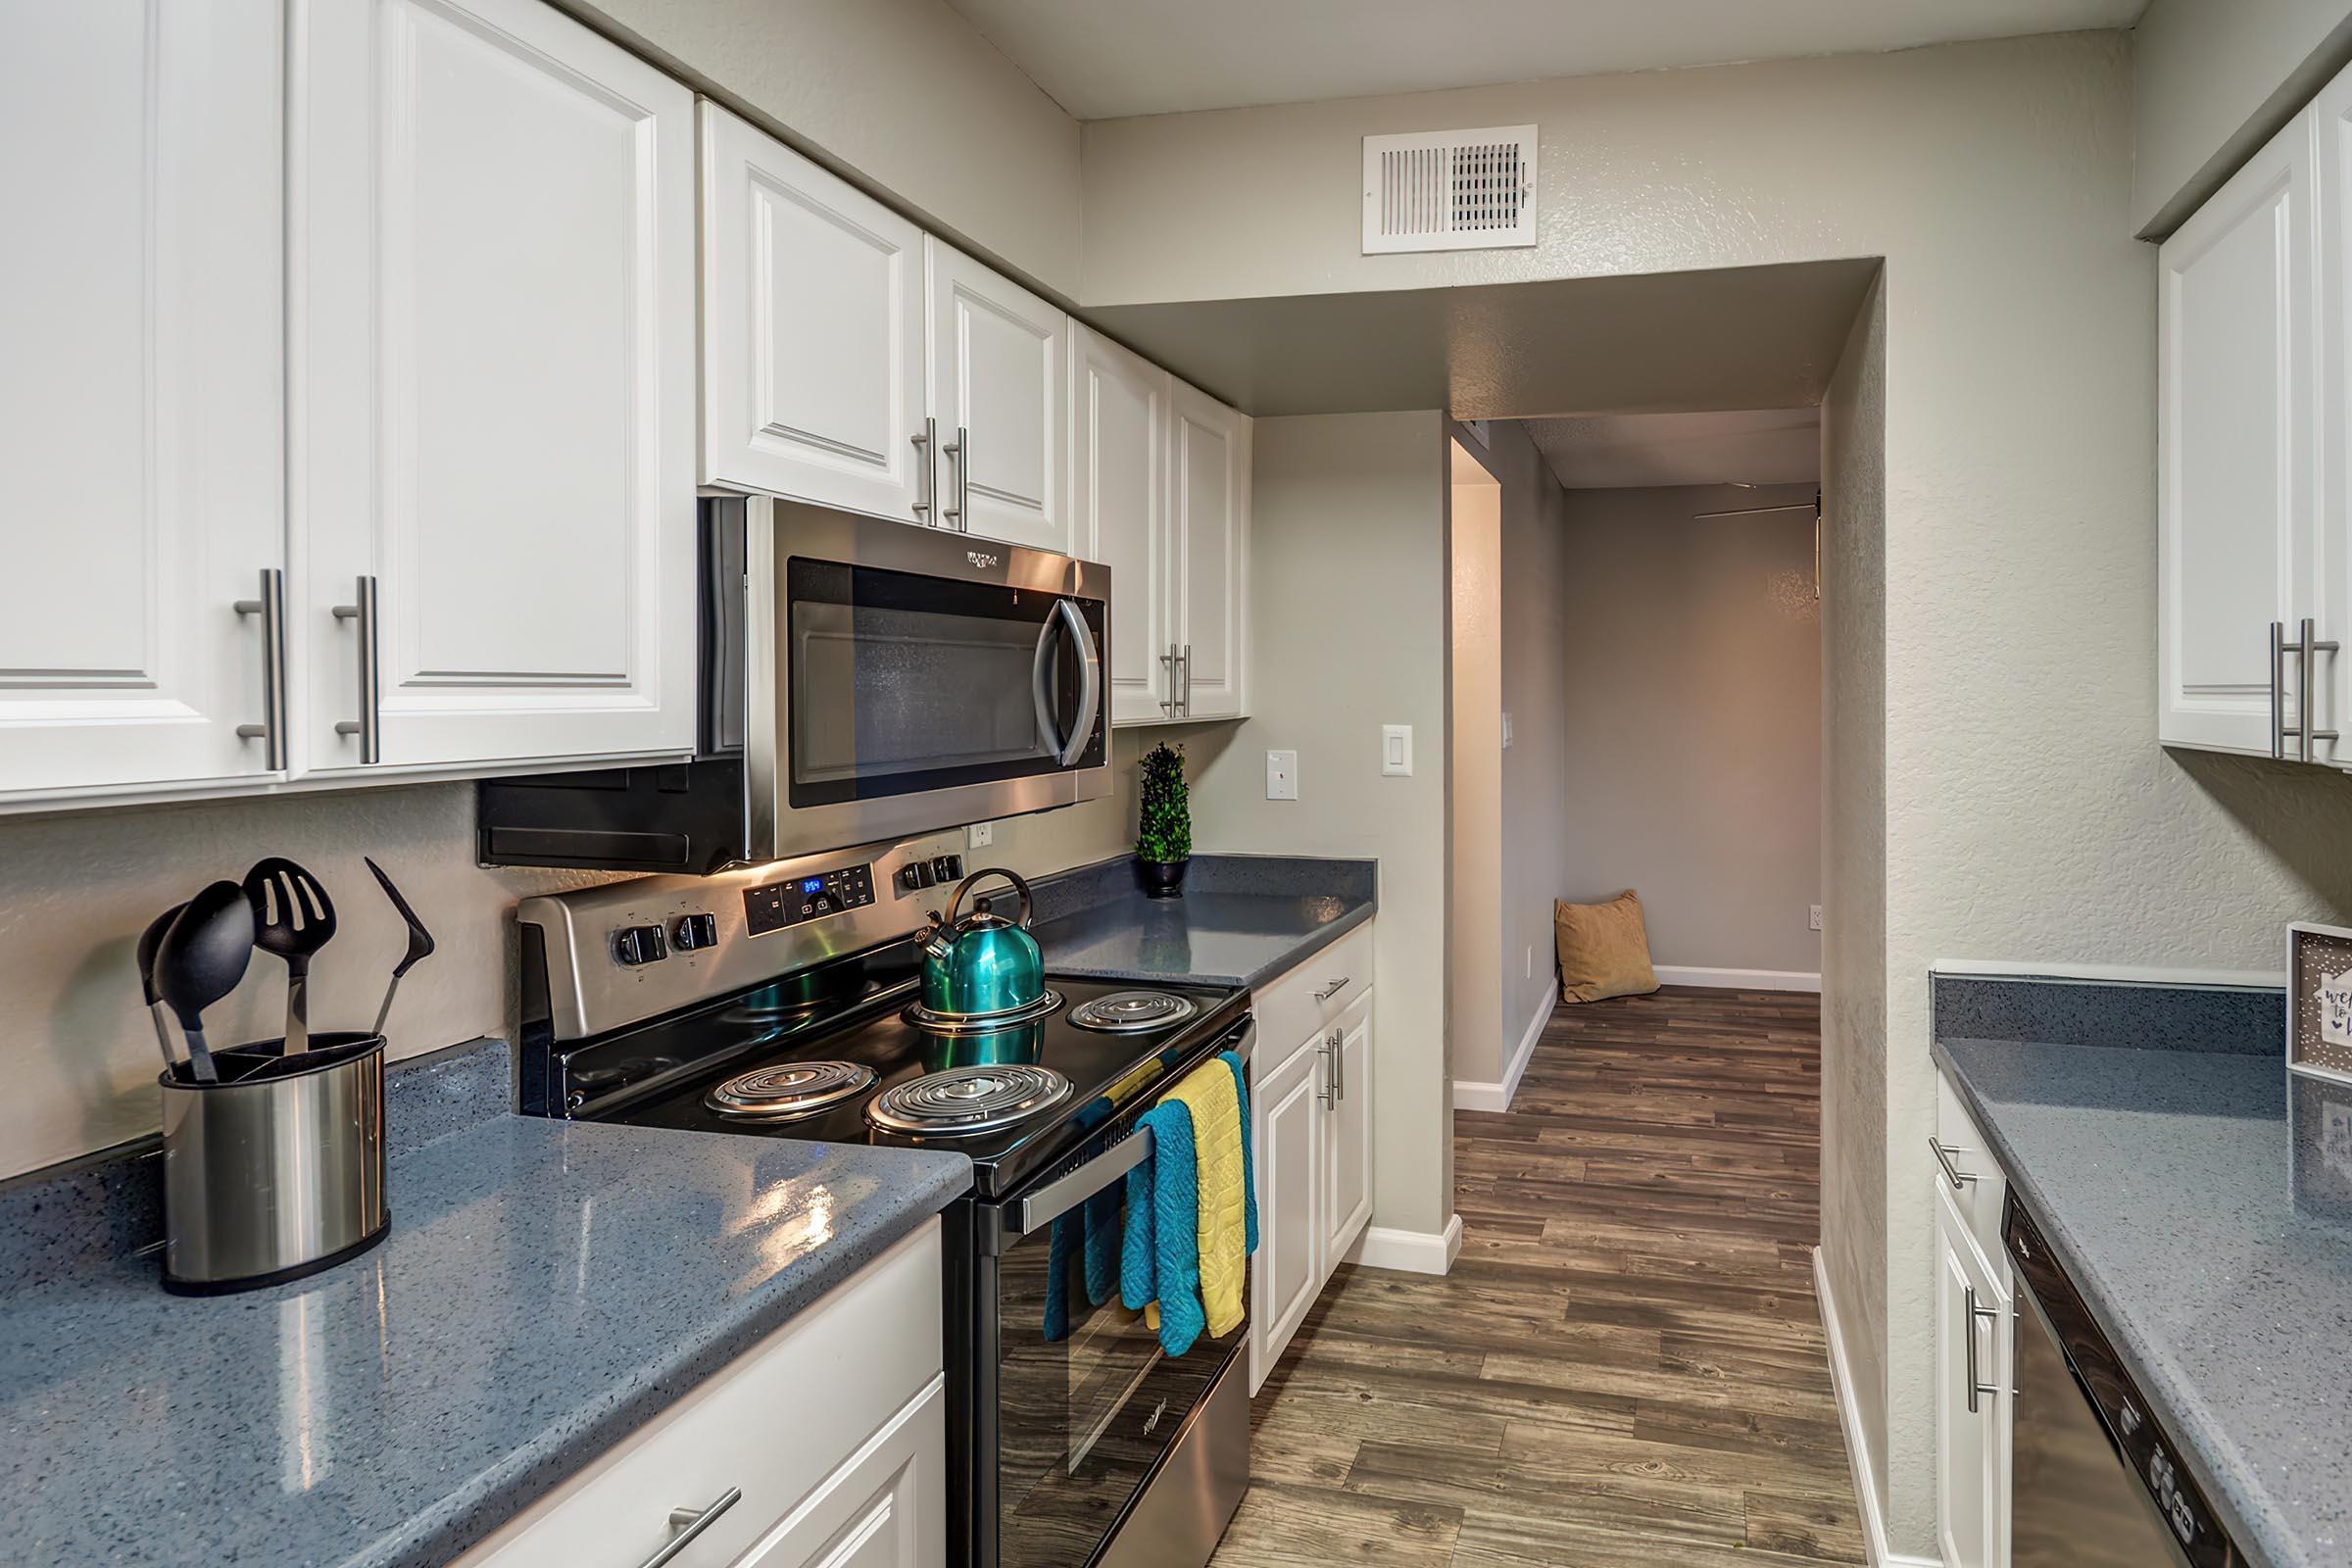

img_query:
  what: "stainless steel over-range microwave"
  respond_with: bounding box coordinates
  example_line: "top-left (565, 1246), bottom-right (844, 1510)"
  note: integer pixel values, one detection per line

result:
top-left (478, 498), bottom-right (1110, 872)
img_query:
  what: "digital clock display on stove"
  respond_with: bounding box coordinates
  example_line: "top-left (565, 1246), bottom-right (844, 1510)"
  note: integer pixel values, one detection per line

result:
top-left (743, 862), bottom-right (876, 936)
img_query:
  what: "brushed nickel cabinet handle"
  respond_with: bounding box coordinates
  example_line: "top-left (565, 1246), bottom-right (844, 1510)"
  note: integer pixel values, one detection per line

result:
top-left (912, 416), bottom-right (937, 522)
top-left (1159, 643), bottom-right (1178, 715)
top-left (232, 567), bottom-right (288, 771)
top-left (1180, 642), bottom-right (1193, 715)
top-left (1318, 1034), bottom-right (1336, 1107)
top-left (1928, 1136), bottom-right (1977, 1191)
top-left (639, 1488), bottom-right (741, 1568)
top-left (330, 575), bottom-right (382, 764)
top-left (2299, 616), bottom-right (2339, 762)
top-left (1312, 977), bottom-right (1349, 1002)
top-left (1964, 1287), bottom-right (1999, 1414)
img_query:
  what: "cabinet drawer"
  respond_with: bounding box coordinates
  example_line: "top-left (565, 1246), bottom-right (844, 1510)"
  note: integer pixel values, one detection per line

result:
top-left (1935, 1073), bottom-right (2009, 1265)
top-left (1254, 922), bottom-right (1374, 1070)
top-left (453, 1221), bottom-right (942, 1568)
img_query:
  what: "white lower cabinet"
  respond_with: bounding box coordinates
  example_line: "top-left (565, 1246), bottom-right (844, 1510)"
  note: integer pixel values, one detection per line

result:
top-left (453, 1222), bottom-right (944, 1568)
top-left (1934, 1135), bottom-right (2012, 1568)
top-left (1249, 929), bottom-right (1377, 1393)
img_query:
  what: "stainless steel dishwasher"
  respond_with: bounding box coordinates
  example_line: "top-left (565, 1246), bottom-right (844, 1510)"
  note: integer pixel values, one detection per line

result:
top-left (2003, 1192), bottom-right (2242, 1568)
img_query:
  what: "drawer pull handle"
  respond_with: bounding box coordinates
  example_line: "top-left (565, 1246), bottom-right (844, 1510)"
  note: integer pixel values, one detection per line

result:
top-left (1929, 1136), bottom-right (1977, 1190)
top-left (1312, 977), bottom-right (1348, 1002)
top-left (639, 1488), bottom-right (741, 1568)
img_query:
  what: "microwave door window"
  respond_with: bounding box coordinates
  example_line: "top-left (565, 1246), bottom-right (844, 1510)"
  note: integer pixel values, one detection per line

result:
top-left (793, 601), bottom-right (1047, 782)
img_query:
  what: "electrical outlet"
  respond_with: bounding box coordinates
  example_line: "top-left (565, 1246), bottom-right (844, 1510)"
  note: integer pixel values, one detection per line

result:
top-left (969, 820), bottom-right (995, 850)
top-left (1809, 904), bottom-right (1823, 931)
top-left (1265, 749), bottom-right (1298, 801)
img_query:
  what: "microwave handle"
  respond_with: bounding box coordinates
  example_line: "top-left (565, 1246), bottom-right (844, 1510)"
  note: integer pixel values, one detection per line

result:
top-left (1031, 599), bottom-right (1102, 766)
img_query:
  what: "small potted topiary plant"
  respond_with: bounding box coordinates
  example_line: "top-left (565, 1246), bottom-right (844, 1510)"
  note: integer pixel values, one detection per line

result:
top-left (1135, 741), bottom-right (1192, 899)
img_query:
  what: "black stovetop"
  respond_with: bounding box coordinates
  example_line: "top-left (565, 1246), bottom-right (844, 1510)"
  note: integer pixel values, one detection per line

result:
top-left (537, 942), bottom-right (1247, 1199)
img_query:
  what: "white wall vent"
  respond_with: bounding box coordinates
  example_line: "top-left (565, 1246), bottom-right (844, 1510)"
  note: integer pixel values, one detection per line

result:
top-left (1361, 124), bottom-right (1537, 255)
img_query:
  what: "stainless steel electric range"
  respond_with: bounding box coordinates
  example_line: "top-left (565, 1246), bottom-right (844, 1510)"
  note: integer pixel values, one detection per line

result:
top-left (514, 830), bottom-right (1254, 1568)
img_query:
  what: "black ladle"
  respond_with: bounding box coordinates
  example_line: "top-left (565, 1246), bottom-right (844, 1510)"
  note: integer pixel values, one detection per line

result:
top-left (134, 903), bottom-right (186, 1073)
top-left (244, 858), bottom-right (336, 1055)
top-left (364, 858), bottom-right (436, 1037)
top-left (153, 882), bottom-right (256, 1085)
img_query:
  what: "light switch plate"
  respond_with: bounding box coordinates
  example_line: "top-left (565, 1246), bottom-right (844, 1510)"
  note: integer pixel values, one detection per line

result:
top-left (1265, 750), bottom-right (1299, 800)
top-left (1501, 711), bottom-right (1514, 749)
top-left (1381, 724), bottom-right (1413, 776)
top-left (969, 820), bottom-right (995, 849)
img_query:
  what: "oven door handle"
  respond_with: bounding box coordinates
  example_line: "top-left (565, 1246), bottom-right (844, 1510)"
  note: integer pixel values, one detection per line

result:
top-left (1013, 1129), bottom-right (1152, 1238)
top-left (1030, 599), bottom-right (1101, 768)
top-left (1010, 1016), bottom-right (1254, 1238)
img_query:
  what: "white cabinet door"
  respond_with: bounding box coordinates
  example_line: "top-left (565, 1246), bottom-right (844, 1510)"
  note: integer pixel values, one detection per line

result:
top-left (927, 240), bottom-right (1067, 552)
top-left (701, 105), bottom-right (929, 524)
top-left (1068, 324), bottom-right (1175, 724)
top-left (1936, 1184), bottom-right (2010, 1568)
top-left (1323, 992), bottom-right (1374, 1263)
top-left (1250, 1033), bottom-right (1327, 1394)
top-left (0, 0), bottom-right (286, 802)
top-left (1170, 381), bottom-right (1250, 721)
top-left (293, 0), bottom-right (697, 775)
top-left (2312, 70), bottom-right (2352, 766)
top-left (733, 1378), bottom-right (945, 1568)
top-left (2159, 114), bottom-right (2318, 758)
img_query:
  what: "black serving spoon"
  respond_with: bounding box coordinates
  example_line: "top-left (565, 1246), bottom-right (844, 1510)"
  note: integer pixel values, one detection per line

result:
top-left (133, 902), bottom-right (186, 1073)
top-left (243, 858), bottom-right (336, 1056)
top-left (153, 882), bottom-right (256, 1085)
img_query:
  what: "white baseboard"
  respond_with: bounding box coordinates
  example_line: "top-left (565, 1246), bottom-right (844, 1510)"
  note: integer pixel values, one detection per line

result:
top-left (1653, 965), bottom-right (1822, 993)
top-left (1454, 980), bottom-right (1556, 1112)
top-left (1348, 1213), bottom-right (1463, 1276)
top-left (1812, 1247), bottom-right (1940, 1568)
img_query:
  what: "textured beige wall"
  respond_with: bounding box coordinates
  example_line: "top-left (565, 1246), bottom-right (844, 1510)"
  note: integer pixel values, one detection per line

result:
top-left (1449, 453), bottom-right (1504, 1092)
top-left (1552, 483), bottom-right (1823, 976)
top-left (1821, 275), bottom-right (1890, 1507)
top-left (1183, 412), bottom-right (1455, 1240)
top-left (557, 0), bottom-right (1083, 297)
top-left (1076, 34), bottom-right (2352, 1549)
top-left (2131, 0), bottom-right (2352, 236)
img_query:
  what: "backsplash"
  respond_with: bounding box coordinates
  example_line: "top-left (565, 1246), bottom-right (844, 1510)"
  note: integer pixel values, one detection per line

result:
top-left (0, 732), bottom-right (1154, 1182)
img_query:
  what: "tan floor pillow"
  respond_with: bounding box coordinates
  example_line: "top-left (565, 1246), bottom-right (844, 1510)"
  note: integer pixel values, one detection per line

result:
top-left (1554, 890), bottom-right (1661, 1003)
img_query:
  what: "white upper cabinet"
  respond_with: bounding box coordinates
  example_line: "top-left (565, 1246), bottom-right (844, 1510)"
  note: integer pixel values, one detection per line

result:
top-left (292, 0), bottom-right (698, 775)
top-left (2159, 103), bottom-right (2320, 760)
top-left (1068, 325), bottom-right (1175, 723)
top-left (700, 105), bottom-right (929, 524)
top-left (927, 240), bottom-right (1069, 553)
top-left (1171, 382), bottom-right (1251, 722)
top-left (2313, 68), bottom-right (2352, 766)
top-left (0, 1), bottom-right (287, 802)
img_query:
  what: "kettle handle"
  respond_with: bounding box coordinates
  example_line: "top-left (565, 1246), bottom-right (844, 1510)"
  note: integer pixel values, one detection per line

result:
top-left (944, 867), bottom-right (1035, 931)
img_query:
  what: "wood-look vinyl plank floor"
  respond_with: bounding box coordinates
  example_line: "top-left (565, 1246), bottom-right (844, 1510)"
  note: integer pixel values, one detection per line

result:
top-left (1209, 986), bottom-right (1861, 1568)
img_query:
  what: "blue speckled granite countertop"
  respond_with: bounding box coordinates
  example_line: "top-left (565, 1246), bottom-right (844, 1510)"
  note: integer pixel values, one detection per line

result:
top-left (1936, 983), bottom-right (2346, 1568)
top-left (1029, 853), bottom-right (1376, 989)
top-left (0, 1043), bottom-right (969, 1568)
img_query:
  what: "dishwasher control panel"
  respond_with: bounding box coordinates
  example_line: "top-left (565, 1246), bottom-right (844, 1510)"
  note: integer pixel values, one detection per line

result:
top-left (2002, 1193), bottom-right (2236, 1568)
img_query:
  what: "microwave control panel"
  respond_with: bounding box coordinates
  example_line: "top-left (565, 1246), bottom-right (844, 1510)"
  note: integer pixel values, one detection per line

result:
top-left (744, 862), bottom-right (876, 937)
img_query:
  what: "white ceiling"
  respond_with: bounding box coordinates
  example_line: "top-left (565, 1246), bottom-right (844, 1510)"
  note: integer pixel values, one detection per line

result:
top-left (945, 0), bottom-right (2147, 120)
top-left (1525, 409), bottom-right (1822, 490)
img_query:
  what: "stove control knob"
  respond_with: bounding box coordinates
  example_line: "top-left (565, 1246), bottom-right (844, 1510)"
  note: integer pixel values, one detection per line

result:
top-left (671, 912), bottom-right (717, 953)
top-left (897, 864), bottom-right (926, 894)
top-left (613, 923), bottom-right (667, 966)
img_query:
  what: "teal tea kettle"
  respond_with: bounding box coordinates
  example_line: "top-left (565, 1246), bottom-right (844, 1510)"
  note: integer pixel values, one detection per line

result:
top-left (919, 868), bottom-right (1045, 1019)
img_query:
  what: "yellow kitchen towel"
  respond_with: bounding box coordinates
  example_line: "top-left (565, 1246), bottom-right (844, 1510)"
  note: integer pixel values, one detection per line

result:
top-left (1165, 1057), bottom-right (1248, 1338)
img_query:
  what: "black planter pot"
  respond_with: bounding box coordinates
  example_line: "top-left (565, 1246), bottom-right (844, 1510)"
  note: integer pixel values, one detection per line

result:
top-left (1137, 857), bottom-right (1190, 900)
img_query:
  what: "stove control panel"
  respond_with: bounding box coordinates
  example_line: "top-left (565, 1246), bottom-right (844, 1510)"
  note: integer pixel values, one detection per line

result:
top-left (744, 862), bottom-right (876, 937)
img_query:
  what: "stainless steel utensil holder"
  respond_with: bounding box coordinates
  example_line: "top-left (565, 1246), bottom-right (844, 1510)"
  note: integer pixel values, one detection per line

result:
top-left (160, 1031), bottom-right (390, 1294)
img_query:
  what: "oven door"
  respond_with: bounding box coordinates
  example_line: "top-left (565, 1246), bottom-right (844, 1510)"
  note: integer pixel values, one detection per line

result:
top-left (750, 499), bottom-right (1109, 860)
top-left (977, 1083), bottom-right (1251, 1567)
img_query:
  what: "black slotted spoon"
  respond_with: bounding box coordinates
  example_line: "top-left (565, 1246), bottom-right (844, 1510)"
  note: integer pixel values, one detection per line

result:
top-left (243, 858), bottom-right (336, 1055)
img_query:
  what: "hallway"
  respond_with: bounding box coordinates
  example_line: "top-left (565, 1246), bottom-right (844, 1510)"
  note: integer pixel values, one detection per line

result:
top-left (1210, 986), bottom-right (1860, 1567)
